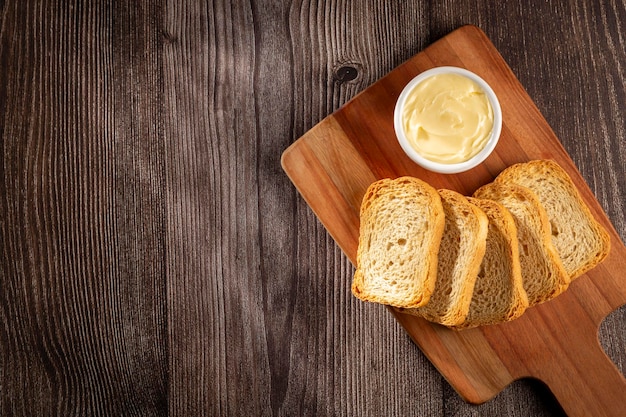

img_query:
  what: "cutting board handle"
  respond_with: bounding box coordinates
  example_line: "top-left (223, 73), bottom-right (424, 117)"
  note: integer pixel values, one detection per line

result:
top-left (541, 331), bottom-right (626, 417)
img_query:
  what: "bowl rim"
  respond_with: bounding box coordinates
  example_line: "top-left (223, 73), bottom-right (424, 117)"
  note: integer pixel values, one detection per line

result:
top-left (393, 66), bottom-right (502, 174)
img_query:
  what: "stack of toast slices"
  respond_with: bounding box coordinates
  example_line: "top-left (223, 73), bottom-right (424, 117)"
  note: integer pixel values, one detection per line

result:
top-left (351, 160), bottom-right (611, 329)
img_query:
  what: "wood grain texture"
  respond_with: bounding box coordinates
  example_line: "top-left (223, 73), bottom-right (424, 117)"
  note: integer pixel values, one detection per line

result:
top-left (0, 1), bottom-right (624, 416)
top-left (0, 1), bottom-right (167, 416)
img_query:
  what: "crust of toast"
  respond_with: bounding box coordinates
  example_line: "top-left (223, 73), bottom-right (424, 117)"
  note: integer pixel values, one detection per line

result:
top-left (473, 182), bottom-right (570, 306)
top-left (494, 159), bottom-right (610, 279)
top-left (399, 190), bottom-right (488, 326)
top-left (454, 198), bottom-right (529, 329)
top-left (351, 177), bottom-right (445, 308)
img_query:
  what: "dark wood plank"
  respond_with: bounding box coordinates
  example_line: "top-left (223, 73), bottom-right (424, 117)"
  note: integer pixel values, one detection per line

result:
top-left (0, 1), bottom-right (624, 416)
top-left (0, 1), bottom-right (167, 416)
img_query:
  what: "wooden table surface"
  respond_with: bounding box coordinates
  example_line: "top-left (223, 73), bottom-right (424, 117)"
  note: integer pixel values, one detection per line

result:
top-left (1, 1), bottom-right (624, 416)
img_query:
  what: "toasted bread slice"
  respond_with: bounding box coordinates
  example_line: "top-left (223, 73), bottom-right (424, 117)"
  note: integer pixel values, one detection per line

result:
top-left (352, 177), bottom-right (445, 308)
top-left (473, 182), bottom-right (570, 306)
top-left (399, 189), bottom-right (488, 326)
top-left (494, 160), bottom-right (610, 279)
top-left (455, 198), bottom-right (528, 329)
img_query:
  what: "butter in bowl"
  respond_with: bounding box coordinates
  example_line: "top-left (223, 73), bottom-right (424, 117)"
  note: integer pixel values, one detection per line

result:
top-left (394, 66), bottom-right (502, 174)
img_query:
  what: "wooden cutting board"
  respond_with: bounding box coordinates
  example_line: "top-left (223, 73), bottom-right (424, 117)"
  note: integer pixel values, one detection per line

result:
top-left (281, 25), bottom-right (626, 416)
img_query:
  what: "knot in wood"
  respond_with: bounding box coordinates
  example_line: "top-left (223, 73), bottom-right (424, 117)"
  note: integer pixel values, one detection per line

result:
top-left (333, 64), bottom-right (360, 83)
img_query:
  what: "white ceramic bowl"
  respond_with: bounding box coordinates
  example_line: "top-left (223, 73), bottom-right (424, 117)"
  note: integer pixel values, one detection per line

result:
top-left (393, 66), bottom-right (502, 174)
